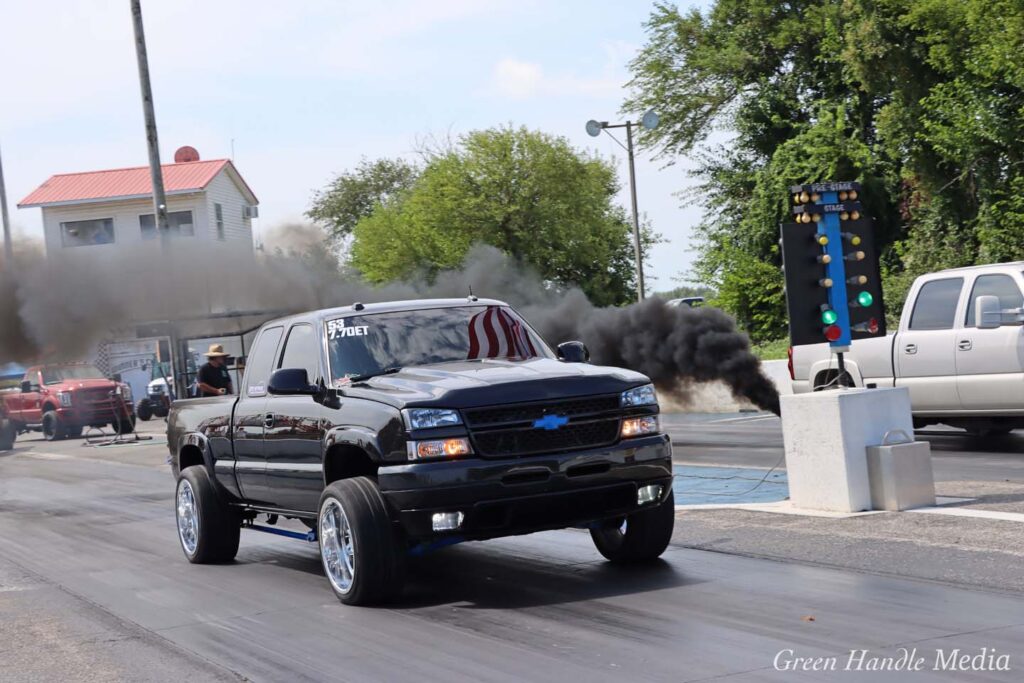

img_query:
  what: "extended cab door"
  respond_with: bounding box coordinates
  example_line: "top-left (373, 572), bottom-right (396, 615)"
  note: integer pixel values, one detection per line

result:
top-left (260, 322), bottom-right (325, 512)
top-left (230, 325), bottom-right (284, 504)
top-left (955, 272), bottom-right (1024, 410)
top-left (895, 277), bottom-right (964, 411)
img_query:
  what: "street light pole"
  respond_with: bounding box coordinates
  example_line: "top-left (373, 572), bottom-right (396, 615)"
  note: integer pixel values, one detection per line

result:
top-left (0, 145), bottom-right (13, 266)
top-left (586, 111), bottom-right (659, 303)
top-left (624, 121), bottom-right (644, 302)
top-left (130, 0), bottom-right (170, 243)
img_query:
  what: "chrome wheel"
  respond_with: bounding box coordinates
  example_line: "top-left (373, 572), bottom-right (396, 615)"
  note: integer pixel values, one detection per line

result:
top-left (176, 479), bottom-right (199, 556)
top-left (320, 499), bottom-right (355, 594)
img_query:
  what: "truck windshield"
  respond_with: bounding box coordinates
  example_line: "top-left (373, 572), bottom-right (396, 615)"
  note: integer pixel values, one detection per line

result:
top-left (325, 305), bottom-right (553, 384)
top-left (41, 365), bottom-right (106, 384)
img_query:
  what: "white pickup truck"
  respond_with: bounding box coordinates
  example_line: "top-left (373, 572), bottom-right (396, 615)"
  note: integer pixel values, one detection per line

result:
top-left (791, 262), bottom-right (1024, 434)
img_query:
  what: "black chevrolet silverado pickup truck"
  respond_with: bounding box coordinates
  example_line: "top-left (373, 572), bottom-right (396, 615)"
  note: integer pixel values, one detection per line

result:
top-left (168, 298), bottom-right (674, 605)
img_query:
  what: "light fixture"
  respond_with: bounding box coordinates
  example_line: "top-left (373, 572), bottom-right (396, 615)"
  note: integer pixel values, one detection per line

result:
top-left (432, 512), bottom-right (464, 532)
top-left (638, 484), bottom-right (663, 505)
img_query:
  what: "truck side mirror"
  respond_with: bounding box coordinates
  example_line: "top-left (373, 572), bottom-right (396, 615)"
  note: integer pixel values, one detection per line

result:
top-left (20, 380), bottom-right (32, 393)
top-left (268, 368), bottom-right (319, 396)
top-left (557, 341), bottom-right (590, 363)
top-left (976, 295), bottom-right (1002, 329)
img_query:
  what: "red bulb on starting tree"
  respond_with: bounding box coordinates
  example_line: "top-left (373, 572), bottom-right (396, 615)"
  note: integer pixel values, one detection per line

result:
top-left (824, 324), bottom-right (842, 342)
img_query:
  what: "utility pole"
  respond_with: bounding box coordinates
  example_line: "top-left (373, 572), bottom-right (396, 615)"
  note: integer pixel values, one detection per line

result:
top-left (0, 145), bottom-right (12, 266)
top-left (130, 0), bottom-right (169, 241)
top-left (624, 121), bottom-right (645, 301)
top-left (585, 111), bottom-right (659, 303)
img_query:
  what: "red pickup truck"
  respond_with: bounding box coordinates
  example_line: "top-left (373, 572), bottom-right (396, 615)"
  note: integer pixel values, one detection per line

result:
top-left (2, 364), bottom-right (135, 441)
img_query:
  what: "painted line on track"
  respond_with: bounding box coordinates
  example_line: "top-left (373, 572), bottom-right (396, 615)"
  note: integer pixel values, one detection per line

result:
top-left (707, 414), bottom-right (778, 424)
top-left (909, 506), bottom-right (1024, 523)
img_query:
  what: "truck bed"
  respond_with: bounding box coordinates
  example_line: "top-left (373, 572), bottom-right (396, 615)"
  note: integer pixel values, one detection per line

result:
top-left (791, 334), bottom-right (896, 392)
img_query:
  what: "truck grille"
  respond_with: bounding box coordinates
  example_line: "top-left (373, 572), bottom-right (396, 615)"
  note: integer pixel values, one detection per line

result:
top-left (81, 387), bottom-right (115, 402)
top-left (77, 387), bottom-right (125, 417)
top-left (465, 395), bottom-right (622, 458)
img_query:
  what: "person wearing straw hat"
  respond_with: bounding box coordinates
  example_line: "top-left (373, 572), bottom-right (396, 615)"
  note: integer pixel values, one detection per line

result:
top-left (197, 344), bottom-right (234, 397)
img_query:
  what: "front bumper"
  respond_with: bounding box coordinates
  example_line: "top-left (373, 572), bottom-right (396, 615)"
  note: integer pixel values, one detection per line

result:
top-left (378, 433), bottom-right (672, 540)
top-left (59, 403), bottom-right (134, 425)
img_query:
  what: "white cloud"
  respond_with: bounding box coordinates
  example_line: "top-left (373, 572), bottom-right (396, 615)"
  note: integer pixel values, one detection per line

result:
top-left (492, 59), bottom-right (545, 99)
top-left (487, 57), bottom-right (622, 100)
top-left (485, 39), bottom-right (635, 102)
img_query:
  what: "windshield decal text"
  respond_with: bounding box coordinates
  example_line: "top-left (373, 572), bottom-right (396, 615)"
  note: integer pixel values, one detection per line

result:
top-left (327, 318), bottom-right (369, 340)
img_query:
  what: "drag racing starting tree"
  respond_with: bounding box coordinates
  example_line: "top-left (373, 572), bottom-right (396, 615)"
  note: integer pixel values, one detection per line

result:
top-left (779, 181), bottom-right (886, 352)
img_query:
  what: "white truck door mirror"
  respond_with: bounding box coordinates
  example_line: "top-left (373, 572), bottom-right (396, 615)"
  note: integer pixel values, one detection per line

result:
top-left (976, 295), bottom-right (1001, 329)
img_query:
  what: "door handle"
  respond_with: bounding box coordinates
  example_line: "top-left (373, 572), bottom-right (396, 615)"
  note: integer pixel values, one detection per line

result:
top-left (264, 413), bottom-right (275, 429)
top-left (904, 343), bottom-right (917, 355)
top-left (958, 340), bottom-right (973, 351)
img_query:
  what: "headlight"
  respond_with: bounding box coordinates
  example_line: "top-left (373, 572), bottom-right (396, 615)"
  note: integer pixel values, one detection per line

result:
top-left (57, 391), bottom-right (73, 408)
top-left (406, 437), bottom-right (472, 461)
top-left (403, 408), bottom-right (462, 430)
top-left (120, 385), bottom-right (132, 401)
top-left (621, 415), bottom-right (659, 438)
top-left (621, 384), bottom-right (657, 407)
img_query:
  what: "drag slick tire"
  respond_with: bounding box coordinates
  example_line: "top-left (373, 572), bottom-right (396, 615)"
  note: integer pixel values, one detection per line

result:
top-left (317, 477), bottom-right (405, 606)
top-left (42, 410), bottom-right (66, 442)
top-left (590, 489), bottom-right (675, 563)
top-left (175, 465), bottom-right (240, 564)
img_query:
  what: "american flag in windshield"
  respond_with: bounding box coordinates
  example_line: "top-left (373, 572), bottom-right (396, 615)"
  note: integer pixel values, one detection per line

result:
top-left (325, 305), bottom-right (552, 385)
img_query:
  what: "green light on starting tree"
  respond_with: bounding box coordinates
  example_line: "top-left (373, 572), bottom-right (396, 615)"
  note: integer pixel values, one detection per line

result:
top-left (821, 308), bottom-right (838, 325)
top-left (857, 291), bottom-right (874, 307)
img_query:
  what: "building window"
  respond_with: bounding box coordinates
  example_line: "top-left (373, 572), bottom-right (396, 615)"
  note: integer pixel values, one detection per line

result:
top-left (139, 210), bottom-right (195, 240)
top-left (215, 203), bottom-right (225, 240)
top-left (60, 218), bottom-right (115, 247)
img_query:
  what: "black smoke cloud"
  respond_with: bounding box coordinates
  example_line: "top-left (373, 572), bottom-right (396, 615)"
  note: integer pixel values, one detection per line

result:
top-left (0, 227), bottom-right (779, 413)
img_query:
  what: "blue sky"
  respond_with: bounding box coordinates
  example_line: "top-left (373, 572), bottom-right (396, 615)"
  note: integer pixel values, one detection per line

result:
top-left (2, 0), bottom-right (712, 290)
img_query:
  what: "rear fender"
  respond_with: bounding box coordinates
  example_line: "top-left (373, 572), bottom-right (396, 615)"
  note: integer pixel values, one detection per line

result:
top-left (176, 431), bottom-right (214, 473)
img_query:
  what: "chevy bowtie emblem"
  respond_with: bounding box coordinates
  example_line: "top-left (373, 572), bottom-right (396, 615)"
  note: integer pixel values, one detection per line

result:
top-left (533, 414), bottom-right (569, 430)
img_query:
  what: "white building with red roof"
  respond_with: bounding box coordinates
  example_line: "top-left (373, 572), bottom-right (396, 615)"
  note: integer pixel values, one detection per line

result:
top-left (18, 147), bottom-right (258, 254)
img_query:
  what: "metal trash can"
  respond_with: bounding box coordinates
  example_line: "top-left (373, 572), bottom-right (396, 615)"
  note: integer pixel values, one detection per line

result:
top-left (866, 429), bottom-right (936, 511)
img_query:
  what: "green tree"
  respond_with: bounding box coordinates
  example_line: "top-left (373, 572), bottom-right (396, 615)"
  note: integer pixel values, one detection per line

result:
top-left (306, 157), bottom-right (419, 246)
top-left (347, 126), bottom-right (654, 306)
top-left (625, 0), bottom-right (1024, 340)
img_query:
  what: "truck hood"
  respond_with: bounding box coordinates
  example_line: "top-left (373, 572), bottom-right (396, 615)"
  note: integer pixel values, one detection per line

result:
top-left (341, 358), bottom-right (650, 408)
top-left (47, 378), bottom-right (118, 391)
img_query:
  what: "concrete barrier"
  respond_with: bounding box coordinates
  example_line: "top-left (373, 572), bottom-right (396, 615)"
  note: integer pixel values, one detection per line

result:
top-left (781, 387), bottom-right (914, 512)
top-left (659, 359), bottom-right (791, 413)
